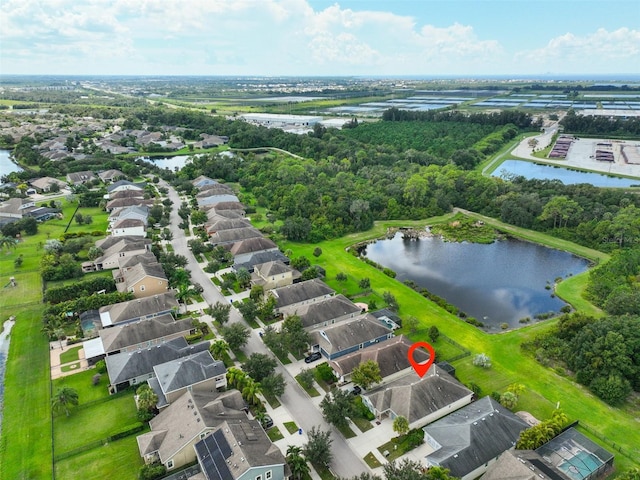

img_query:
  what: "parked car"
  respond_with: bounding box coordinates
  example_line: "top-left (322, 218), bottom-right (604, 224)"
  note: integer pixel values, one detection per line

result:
top-left (304, 352), bottom-right (322, 363)
top-left (260, 414), bottom-right (274, 429)
top-left (351, 385), bottom-right (362, 396)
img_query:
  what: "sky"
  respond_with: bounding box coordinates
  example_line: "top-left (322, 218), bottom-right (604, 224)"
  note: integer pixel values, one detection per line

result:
top-left (1, 0), bottom-right (639, 77)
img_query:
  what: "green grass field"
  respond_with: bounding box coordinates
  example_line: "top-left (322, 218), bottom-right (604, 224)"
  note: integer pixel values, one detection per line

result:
top-left (54, 434), bottom-right (144, 480)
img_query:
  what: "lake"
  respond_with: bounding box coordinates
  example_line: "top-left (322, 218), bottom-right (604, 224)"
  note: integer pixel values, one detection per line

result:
top-left (363, 233), bottom-right (590, 330)
top-left (0, 149), bottom-right (22, 178)
top-left (494, 159), bottom-right (640, 188)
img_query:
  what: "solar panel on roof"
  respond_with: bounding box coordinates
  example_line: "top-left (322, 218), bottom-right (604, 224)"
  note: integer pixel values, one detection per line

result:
top-left (196, 432), bottom-right (234, 480)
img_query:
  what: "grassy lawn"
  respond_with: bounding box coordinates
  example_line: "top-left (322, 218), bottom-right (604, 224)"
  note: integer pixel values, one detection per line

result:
top-left (267, 426), bottom-right (285, 442)
top-left (53, 393), bottom-right (140, 454)
top-left (295, 374), bottom-right (321, 397)
top-left (281, 216), bottom-right (640, 468)
top-left (53, 368), bottom-right (110, 403)
top-left (337, 423), bottom-right (357, 439)
top-left (363, 451), bottom-right (383, 469)
top-left (0, 304), bottom-right (52, 480)
top-left (54, 434), bottom-right (144, 480)
top-left (264, 393), bottom-right (281, 409)
top-left (283, 421), bottom-right (299, 434)
top-left (59, 345), bottom-right (82, 364)
top-left (61, 362), bottom-right (81, 372)
top-left (349, 415), bottom-right (373, 433)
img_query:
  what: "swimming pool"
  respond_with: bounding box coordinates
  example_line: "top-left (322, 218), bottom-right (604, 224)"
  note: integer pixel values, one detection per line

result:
top-left (558, 450), bottom-right (603, 480)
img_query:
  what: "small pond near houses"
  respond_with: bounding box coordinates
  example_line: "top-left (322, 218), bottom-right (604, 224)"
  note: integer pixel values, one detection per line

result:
top-left (363, 233), bottom-right (590, 330)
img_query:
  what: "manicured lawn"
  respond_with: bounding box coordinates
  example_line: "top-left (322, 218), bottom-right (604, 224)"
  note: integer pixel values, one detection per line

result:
top-left (0, 304), bottom-right (52, 480)
top-left (59, 345), bottom-right (82, 364)
top-left (295, 374), bottom-right (321, 397)
top-left (349, 415), bottom-right (373, 433)
top-left (61, 362), bottom-right (81, 372)
top-left (283, 421), bottom-right (299, 434)
top-left (363, 451), bottom-right (383, 469)
top-left (53, 368), bottom-right (110, 404)
top-left (54, 434), bottom-right (144, 480)
top-left (337, 423), bottom-right (357, 439)
top-left (53, 391), bottom-right (139, 454)
top-left (267, 426), bottom-right (284, 442)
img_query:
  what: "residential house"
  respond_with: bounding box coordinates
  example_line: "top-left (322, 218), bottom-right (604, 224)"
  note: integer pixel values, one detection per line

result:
top-left (310, 313), bottom-right (394, 360)
top-left (481, 450), bottom-right (573, 480)
top-left (370, 308), bottom-right (403, 329)
top-left (108, 189), bottom-right (145, 200)
top-left (205, 218), bottom-right (252, 235)
top-left (98, 291), bottom-right (179, 327)
top-left (99, 314), bottom-right (195, 355)
top-left (91, 236), bottom-right (151, 270)
top-left (192, 175), bottom-right (218, 189)
top-left (114, 261), bottom-right (168, 298)
top-left (197, 194), bottom-right (240, 208)
top-left (192, 133), bottom-right (228, 149)
top-left (107, 180), bottom-right (145, 195)
top-left (148, 351), bottom-right (227, 409)
top-left (29, 176), bottom-right (68, 193)
top-left (0, 197), bottom-right (36, 220)
top-left (66, 170), bottom-right (97, 185)
top-left (105, 197), bottom-right (154, 212)
top-left (137, 389), bottom-right (247, 470)
top-left (105, 337), bottom-right (209, 392)
top-left (194, 419), bottom-right (288, 480)
top-left (268, 278), bottom-right (335, 314)
top-left (251, 261), bottom-right (299, 290)
top-left (210, 201), bottom-right (246, 216)
top-left (98, 169), bottom-right (125, 183)
top-left (280, 294), bottom-right (362, 330)
top-left (110, 218), bottom-right (146, 237)
top-left (329, 335), bottom-right (429, 384)
top-left (209, 227), bottom-right (263, 247)
top-left (196, 184), bottom-right (234, 197)
top-left (361, 365), bottom-right (473, 429)
top-left (423, 396), bottom-right (530, 480)
top-left (233, 250), bottom-right (290, 273)
top-left (228, 237), bottom-right (279, 265)
top-left (108, 205), bottom-right (149, 228)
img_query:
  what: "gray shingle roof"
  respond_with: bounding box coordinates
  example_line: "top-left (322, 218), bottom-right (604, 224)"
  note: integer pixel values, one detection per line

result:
top-left (270, 279), bottom-right (335, 309)
top-left (363, 365), bottom-right (472, 424)
top-left (115, 261), bottom-right (167, 292)
top-left (424, 396), bottom-right (529, 478)
top-left (208, 227), bottom-right (263, 246)
top-left (330, 335), bottom-right (430, 379)
top-left (106, 337), bottom-right (209, 385)
top-left (99, 314), bottom-right (192, 353)
top-left (282, 294), bottom-right (361, 329)
top-left (99, 292), bottom-right (179, 326)
top-left (137, 389), bottom-right (247, 463)
top-left (311, 313), bottom-right (392, 354)
top-left (154, 351), bottom-right (226, 396)
top-left (233, 250), bottom-right (289, 272)
top-left (228, 237), bottom-right (277, 256)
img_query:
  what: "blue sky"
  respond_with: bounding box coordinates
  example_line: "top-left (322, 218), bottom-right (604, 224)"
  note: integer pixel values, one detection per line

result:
top-left (1, 0), bottom-right (638, 77)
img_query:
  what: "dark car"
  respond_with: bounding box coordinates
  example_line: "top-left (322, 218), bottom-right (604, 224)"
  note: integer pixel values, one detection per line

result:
top-left (260, 414), bottom-right (274, 429)
top-left (351, 385), bottom-right (362, 396)
top-left (304, 352), bottom-right (322, 363)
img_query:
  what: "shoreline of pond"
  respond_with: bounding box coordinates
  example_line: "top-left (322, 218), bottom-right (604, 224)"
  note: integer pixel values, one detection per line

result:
top-left (0, 316), bottom-right (17, 437)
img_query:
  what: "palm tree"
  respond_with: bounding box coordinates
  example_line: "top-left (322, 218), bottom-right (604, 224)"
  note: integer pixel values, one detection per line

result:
top-left (209, 339), bottom-right (229, 361)
top-left (286, 445), bottom-right (310, 480)
top-left (226, 367), bottom-right (247, 389)
top-left (242, 378), bottom-right (263, 405)
top-left (0, 235), bottom-right (17, 253)
top-left (52, 386), bottom-right (79, 417)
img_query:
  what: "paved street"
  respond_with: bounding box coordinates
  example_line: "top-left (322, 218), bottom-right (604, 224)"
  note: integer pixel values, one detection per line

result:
top-left (161, 181), bottom-right (371, 478)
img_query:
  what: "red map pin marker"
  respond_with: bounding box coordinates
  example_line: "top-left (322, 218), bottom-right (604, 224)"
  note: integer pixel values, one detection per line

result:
top-left (407, 341), bottom-right (435, 378)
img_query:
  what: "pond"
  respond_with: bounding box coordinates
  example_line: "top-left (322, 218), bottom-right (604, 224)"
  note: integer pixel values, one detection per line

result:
top-left (363, 233), bottom-right (590, 330)
top-left (493, 159), bottom-right (640, 188)
top-left (0, 149), bottom-right (22, 178)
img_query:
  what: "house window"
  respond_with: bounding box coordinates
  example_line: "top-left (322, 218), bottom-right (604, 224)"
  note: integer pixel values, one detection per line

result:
top-left (256, 476), bottom-right (262, 480)
top-left (266, 471), bottom-right (272, 480)
top-left (200, 432), bottom-right (206, 439)
top-left (167, 460), bottom-right (174, 469)
top-left (140, 285), bottom-right (145, 291)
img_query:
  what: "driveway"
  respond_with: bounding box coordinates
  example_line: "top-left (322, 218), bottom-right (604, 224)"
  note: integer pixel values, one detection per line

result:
top-left (161, 181), bottom-right (371, 477)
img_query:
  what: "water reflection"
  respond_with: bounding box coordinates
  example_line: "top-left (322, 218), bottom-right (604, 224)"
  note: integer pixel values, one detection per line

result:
top-left (364, 233), bottom-right (590, 330)
top-left (494, 159), bottom-right (639, 188)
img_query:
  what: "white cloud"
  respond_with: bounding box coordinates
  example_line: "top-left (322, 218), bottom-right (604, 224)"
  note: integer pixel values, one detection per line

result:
top-left (515, 28), bottom-right (640, 73)
top-left (2, 0), bottom-right (635, 75)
